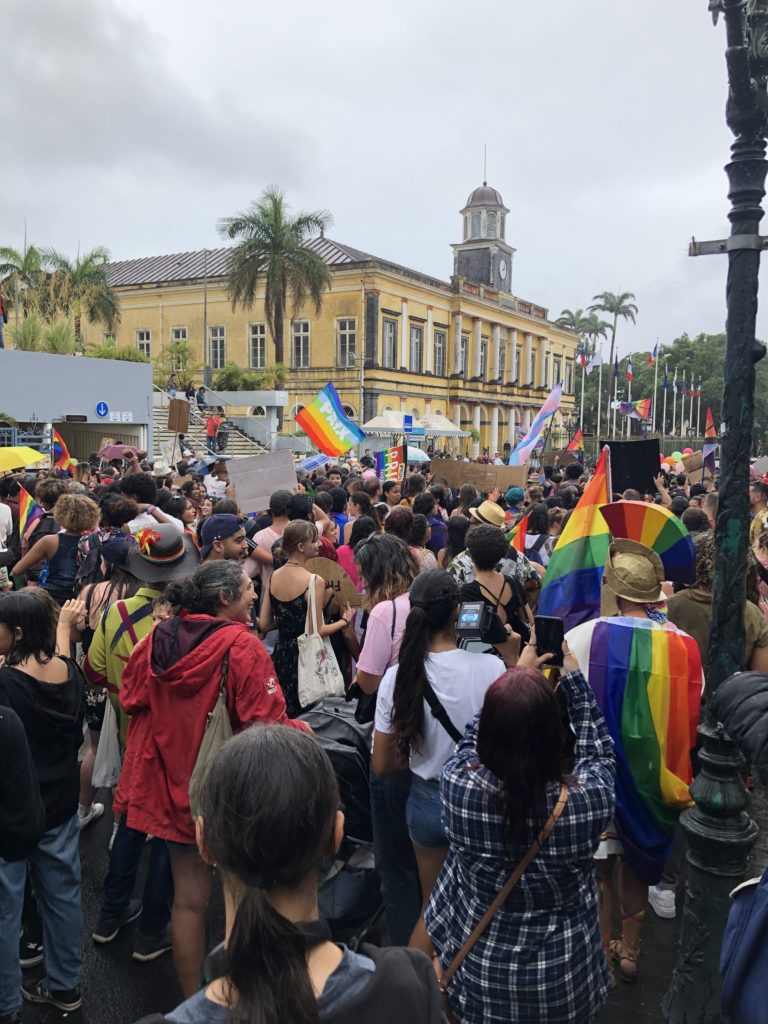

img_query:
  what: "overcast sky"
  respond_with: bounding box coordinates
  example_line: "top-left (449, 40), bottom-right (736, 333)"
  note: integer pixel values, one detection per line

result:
top-left (5, 0), bottom-right (750, 356)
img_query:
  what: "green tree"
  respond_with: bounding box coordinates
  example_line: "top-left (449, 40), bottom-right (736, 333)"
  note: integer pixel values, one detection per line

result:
top-left (588, 291), bottom-right (638, 431)
top-left (555, 308), bottom-right (590, 335)
top-left (41, 246), bottom-right (120, 341)
top-left (219, 187), bottom-right (332, 421)
top-left (44, 320), bottom-right (77, 355)
top-left (0, 245), bottom-right (44, 316)
top-left (9, 311), bottom-right (43, 351)
top-left (87, 338), bottom-right (149, 363)
top-left (581, 312), bottom-right (611, 352)
top-left (152, 341), bottom-right (203, 389)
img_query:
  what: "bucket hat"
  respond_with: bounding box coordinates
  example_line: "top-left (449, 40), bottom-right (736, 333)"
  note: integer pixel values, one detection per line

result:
top-left (603, 539), bottom-right (665, 604)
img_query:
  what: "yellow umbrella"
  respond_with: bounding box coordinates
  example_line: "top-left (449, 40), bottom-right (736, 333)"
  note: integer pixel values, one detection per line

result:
top-left (0, 446), bottom-right (49, 472)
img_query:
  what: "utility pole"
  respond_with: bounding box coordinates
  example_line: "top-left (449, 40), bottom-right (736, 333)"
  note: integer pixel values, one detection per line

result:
top-left (663, 1), bottom-right (767, 1020)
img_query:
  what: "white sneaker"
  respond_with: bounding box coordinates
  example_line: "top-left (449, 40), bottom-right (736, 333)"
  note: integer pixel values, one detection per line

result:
top-left (78, 802), bottom-right (105, 830)
top-left (648, 884), bottom-right (676, 919)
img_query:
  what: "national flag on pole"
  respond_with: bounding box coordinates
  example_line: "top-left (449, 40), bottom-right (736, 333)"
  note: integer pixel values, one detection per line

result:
top-left (705, 407), bottom-right (716, 438)
top-left (626, 357), bottom-right (634, 382)
top-left (375, 445), bottom-right (406, 482)
top-left (617, 398), bottom-right (652, 421)
top-left (587, 348), bottom-right (601, 374)
top-left (696, 377), bottom-right (702, 399)
top-left (536, 445), bottom-right (612, 631)
top-left (672, 368), bottom-right (678, 395)
top-left (294, 383), bottom-right (366, 457)
top-left (18, 485), bottom-right (43, 541)
top-left (508, 512), bottom-right (530, 553)
top-left (566, 427), bottom-right (584, 452)
top-left (663, 366), bottom-right (669, 390)
top-left (647, 344), bottom-right (658, 366)
top-left (613, 356), bottom-right (619, 379)
top-left (702, 443), bottom-right (718, 479)
top-left (578, 348), bottom-right (588, 369)
top-left (52, 429), bottom-right (74, 473)
top-left (507, 384), bottom-right (562, 466)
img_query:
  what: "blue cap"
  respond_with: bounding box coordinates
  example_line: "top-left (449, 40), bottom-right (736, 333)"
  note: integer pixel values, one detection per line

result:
top-left (200, 514), bottom-right (242, 559)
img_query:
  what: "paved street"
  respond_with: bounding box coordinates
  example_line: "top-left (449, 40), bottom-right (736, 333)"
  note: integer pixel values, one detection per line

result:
top-left (16, 790), bottom-right (683, 1024)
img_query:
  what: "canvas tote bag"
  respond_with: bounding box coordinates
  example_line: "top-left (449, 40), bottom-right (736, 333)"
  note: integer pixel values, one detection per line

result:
top-left (297, 573), bottom-right (345, 707)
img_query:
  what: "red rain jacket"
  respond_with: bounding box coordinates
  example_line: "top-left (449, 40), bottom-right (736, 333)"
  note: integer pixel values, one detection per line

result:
top-left (115, 613), bottom-right (308, 843)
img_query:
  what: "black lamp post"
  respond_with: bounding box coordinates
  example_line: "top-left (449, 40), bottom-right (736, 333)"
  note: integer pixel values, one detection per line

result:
top-left (662, 2), bottom-right (768, 1020)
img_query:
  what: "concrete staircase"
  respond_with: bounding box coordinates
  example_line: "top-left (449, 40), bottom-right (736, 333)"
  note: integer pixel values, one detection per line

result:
top-left (152, 394), bottom-right (268, 465)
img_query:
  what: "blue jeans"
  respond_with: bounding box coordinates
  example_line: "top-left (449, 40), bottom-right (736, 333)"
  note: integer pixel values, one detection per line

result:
top-left (0, 814), bottom-right (82, 1013)
top-left (369, 770), bottom-right (420, 946)
top-left (100, 816), bottom-right (172, 936)
top-left (406, 774), bottom-right (447, 849)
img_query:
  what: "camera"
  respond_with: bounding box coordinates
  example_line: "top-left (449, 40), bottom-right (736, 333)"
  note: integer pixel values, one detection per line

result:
top-left (457, 600), bottom-right (532, 647)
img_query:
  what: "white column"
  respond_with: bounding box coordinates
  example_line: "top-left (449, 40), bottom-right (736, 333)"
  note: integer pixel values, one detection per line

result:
top-left (490, 405), bottom-right (499, 455)
top-left (538, 337), bottom-right (547, 387)
top-left (473, 318), bottom-right (482, 378)
top-left (472, 405), bottom-right (481, 457)
top-left (454, 404), bottom-right (462, 428)
top-left (491, 323), bottom-right (501, 381)
top-left (399, 396), bottom-right (406, 413)
top-left (425, 306), bottom-right (433, 374)
top-left (509, 328), bottom-right (517, 385)
top-left (508, 406), bottom-right (516, 448)
top-left (524, 333), bottom-right (533, 385)
top-left (400, 299), bottom-right (409, 368)
top-left (453, 312), bottom-right (463, 374)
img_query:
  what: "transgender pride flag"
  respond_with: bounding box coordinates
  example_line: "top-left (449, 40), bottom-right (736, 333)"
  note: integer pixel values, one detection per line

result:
top-left (508, 384), bottom-right (562, 466)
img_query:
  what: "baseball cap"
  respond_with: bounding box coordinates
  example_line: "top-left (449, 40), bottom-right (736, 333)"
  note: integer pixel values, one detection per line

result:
top-left (200, 514), bottom-right (243, 559)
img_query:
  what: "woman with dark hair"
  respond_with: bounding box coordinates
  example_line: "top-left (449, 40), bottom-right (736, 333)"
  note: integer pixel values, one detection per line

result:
top-left (0, 591), bottom-right (87, 1016)
top-left (116, 560), bottom-right (309, 998)
top-left (133, 726), bottom-right (443, 1024)
top-left (424, 641), bottom-right (615, 1023)
top-left (342, 491), bottom-right (374, 545)
top-left (409, 514), bottom-right (438, 573)
top-left (450, 483), bottom-right (477, 519)
top-left (523, 502), bottom-right (556, 568)
top-left (438, 514), bottom-right (470, 569)
top-left (337, 515), bottom-right (378, 590)
top-left (373, 570), bottom-right (506, 949)
top-left (383, 506), bottom-right (413, 543)
top-left (329, 488), bottom-right (349, 538)
top-left (258, 521), bottom-right (354, 717)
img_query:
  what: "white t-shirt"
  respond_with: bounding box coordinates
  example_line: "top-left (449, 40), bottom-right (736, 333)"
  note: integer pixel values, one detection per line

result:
top-left (375, 648), bottom-right (505, 781)
top-left (127, 511), bottom-right (184, 535)
top-left (205, 476), bottom-right (227, 498)
top-left (0, 502), bottom-right (11, 548)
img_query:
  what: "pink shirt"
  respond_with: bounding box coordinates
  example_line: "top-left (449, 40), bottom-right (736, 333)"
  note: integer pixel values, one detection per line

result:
top-left (336, 545), bottom-right (362, 590)
top-left (253, 526), bottom-right (280, 589)
top-left (356, 592), bottom-right (410, 677)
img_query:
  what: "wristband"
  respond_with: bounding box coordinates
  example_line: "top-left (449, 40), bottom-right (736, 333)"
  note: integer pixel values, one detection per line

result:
top-left (145, 504), bottom-right (156, 515)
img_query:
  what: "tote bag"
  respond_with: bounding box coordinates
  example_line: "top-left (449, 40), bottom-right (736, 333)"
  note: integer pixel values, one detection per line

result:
top-left (92, 697), bottom-right (122, 789)
top-left (297, 574), bottom-right (345, 708)
top-left (188, 651), bottom-right (232, 820)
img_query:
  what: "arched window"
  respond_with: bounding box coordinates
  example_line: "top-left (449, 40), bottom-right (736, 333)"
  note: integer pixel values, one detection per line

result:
top-left (487, 211), bottom-right (497, 238)
top-left (470, 211), bottom-right (481, 238)
top-left (383, 405), bottom-right (394, 412)
top-left (292, 404), bottom-right (305, 418)
top-left (252, 405), bottom-right (267, 417)
top-left (343, 404), bottom-right (356, 420)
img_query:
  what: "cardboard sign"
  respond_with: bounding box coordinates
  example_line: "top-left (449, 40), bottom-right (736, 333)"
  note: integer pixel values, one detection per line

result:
top-left (305, 557), bottom-right (363, 609)
top-left (227, 451), bottom-right (298, 514)
top-left (599, 438), bottom-right (661, 495)
top-left (167, 398), bottom-right (190, 434)
top-left (433, 460), bottom-right (529, 493)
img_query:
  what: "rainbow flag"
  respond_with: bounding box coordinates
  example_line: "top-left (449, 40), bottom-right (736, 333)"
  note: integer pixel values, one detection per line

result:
top-left (18, 485), bottom-right (43, 540)
top-left (568, 617), bottom-right (701, 881)
top-left (705, 407), bottom-right (716, 438)
top-left (52, 429), bottom-right (74, 472)
top-left (536, 445), bottom-right (611, 630)
top-left (618, 398), bottom-right (651, 421)
top-left (508, 512), bottom-right (529, 553)
top-left (375, 445), bottom-right (405, 482)
top-left (294, 383), bottom-right (365, 458)
top-left (508, 384), bottom-right (562, 466)
top-left (566, 427), bottom-right (584, 453)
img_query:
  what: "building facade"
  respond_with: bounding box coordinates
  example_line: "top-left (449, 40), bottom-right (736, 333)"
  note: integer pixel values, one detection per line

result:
top-left (102, 184), bottom-right (579, 456)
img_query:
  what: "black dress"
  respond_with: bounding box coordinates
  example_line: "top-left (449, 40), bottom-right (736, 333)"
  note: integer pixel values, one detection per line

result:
top-left (270, 588), bottom-right (308, 718)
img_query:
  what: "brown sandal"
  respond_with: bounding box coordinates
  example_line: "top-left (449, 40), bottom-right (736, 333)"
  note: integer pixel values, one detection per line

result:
top-left (610, 908), bottom-right (645, 982)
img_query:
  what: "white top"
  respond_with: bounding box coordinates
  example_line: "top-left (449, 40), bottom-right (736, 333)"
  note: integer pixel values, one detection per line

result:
top-left (127, 511), bottom-right (184, 535)
top-left (375, 648), bottom-right (505, 781)
top-left (0, 502), bottom-right (11, 548)
top-left (205, 477), bottom-right (227, 498)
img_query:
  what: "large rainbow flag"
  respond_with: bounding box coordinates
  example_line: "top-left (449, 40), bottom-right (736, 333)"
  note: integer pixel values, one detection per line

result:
top-left (375, 445), bottom-right (405, 482)
top-left (294, 383), bottom-right (365, 458)
top-left (567, 617), bottom-right (702, 881)
top-left (566, 427), bottom-right (584, 453)
top-left (52, 429), bottom-right (75, 472)
top-left (617, 397), bottom-right (651, 421)
top-left (507, 384), bottom-right (562, 466)
top-left (705, 406), bottom-right (716, 438)
top-left (18, 485), bottom-right (43, 540)
top-left (508, 511), bottom-right (529, 553)
top-left (536, 445), bottom-right (611, 630)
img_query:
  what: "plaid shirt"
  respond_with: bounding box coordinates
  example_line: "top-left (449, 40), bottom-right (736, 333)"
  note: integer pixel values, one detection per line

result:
top-left (425, 670), bottom-right (615, 1023)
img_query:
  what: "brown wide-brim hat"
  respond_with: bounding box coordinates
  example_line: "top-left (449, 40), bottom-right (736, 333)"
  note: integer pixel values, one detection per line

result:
top-left (469, 500), bottom-right (506, 529)
top-left (125, 524), bottom-right (200, 584)
top-left (603, 538), bottom-right (665, 604)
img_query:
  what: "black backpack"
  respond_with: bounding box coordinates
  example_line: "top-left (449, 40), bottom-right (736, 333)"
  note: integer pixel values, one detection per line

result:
top-left (73, 534), bottom-right (106, 596)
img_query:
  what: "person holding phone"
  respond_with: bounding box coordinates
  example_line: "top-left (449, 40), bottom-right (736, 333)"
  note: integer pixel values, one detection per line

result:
top-left (423, 634), bottom-right (616, 1024)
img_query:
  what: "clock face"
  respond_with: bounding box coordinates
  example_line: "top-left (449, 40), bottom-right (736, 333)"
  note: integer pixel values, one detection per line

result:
top-left (499, 258), bottom-right (508, 280)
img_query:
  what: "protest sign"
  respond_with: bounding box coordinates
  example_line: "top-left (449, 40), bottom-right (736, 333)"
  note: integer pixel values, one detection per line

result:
top-left (227, 451), bottom-right (297, 514)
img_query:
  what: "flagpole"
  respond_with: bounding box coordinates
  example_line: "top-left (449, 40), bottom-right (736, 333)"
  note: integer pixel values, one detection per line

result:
top-left (662, 362), bottom-right (668, 442)
top-left (697, 381), bottom-right (702, 438)
top-left (680, 369), bottom-right (686, 438)
top-left (626, 377), bottom-right (632, 438)
top-left (612, 372), bottom-right (618, 438)
top-left (596, 356), bottom-right (603, 440)
top-left (672, 366), bottom-right (678, 442)
top-left (580, 357), bottom-right (586, 432)
top-left (689, 377), bottom-right (695, 443)
top-left (652, 344), bottom-right (659, 435)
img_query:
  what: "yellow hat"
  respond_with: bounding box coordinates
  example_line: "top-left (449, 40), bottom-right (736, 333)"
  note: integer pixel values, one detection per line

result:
top-left (603, 539), bottom-right (665, 604)
top-left (469, 500), bottom-right (506, 529)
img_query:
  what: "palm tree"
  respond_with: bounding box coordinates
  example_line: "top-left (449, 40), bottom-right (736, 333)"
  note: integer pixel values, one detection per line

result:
top-left (219, 186), bottom-right (332, 371)
top-left (0, 245), bottom-right (44, 316)
top-left (581, 311), bottom-right (611, 353)
top-left (588, 291), bottom-right (638, 427)
top-left (555, 308), bottom-right (590, 335)
top-left (41, 246), bottom-right (120, 342)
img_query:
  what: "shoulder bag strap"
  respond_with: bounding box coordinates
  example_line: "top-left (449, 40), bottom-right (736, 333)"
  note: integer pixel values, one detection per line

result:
top-left (304, 573), bottom-right (317, 636)
top-left (390, 598), bottom-right (397, 639)
top-left (422, 680), bottom-right (463, 744)
top-left (218, 648), bottom-right (231, 700)
top-left (440, 784), bottom-right (569, 992)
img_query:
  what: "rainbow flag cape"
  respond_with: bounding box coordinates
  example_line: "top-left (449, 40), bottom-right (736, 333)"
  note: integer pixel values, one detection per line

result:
top-left (617, 398), bottom-right (651, 421)
top-left (508, 384), bottom-right (562, 466)
top-left (568, 617), bottom-right (702, 882)
top-left (375, 445), bottom-right (406, 482)
top-left (536, 445), bottom-right (611, 630)
top-left (18, 485), bottom-right (43, 540)
top-left (566, 427), bottom-right (584, 453)
top-left (52, 428), bottom-right (74, 472)
top-left (705, 406), bottom-right (716, 438)
top-left (294, 383), bottom-right (366, 458)
top-left (508, 512), bottom-right (529, 553)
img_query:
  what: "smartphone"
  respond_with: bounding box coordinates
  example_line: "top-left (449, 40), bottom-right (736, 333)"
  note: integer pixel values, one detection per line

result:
top-left (534, 615), bottom-right (565, 667)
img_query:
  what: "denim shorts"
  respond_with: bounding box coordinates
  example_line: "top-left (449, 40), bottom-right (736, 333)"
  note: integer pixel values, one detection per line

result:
top-left (405, 773), bottom-right (447, 849)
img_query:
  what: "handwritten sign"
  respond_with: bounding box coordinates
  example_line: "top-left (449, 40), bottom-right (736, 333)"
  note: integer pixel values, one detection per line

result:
top-left (432, 460), bottom-right (529, 493)
top-left (305, 557), bottom-right (363, 609)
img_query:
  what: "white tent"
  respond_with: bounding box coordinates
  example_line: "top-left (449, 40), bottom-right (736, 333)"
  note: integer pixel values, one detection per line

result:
top-left (361, 410), bottom-right (469, 438)
top-left (416, 413), bottom-right (470, 438)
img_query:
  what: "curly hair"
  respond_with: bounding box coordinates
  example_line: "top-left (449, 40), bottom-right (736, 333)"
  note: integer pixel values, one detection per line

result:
top-left (355, 533), bottom-right (418, 610)
top-left (52, 493), bottom-right (100, 534)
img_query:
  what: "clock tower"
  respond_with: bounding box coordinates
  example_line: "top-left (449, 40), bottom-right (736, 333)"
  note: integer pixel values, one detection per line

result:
top-left (452, 183), bottom-right (515, 294)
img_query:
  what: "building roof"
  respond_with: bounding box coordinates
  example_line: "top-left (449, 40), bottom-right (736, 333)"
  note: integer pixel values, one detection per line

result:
top-left (463, 183), bottom-right (507, 209)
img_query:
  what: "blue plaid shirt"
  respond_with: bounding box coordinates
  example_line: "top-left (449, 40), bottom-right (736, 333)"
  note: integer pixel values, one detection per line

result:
top-left (425, 670), bottom-right (615, 1023)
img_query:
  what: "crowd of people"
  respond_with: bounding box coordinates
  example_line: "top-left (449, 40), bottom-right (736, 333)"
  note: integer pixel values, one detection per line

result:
top-left (0, 442), bottom-right (764, 1023)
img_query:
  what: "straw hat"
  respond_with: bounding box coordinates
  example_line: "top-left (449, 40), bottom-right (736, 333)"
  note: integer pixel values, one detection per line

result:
top-left (603, 539), bottom-right (665, 604)
top-left (469, 500), bottom-right (506, 529)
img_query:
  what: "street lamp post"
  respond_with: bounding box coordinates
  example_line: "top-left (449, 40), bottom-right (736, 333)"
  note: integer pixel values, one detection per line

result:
top-left (662, 2), bottom-right (768, 1021)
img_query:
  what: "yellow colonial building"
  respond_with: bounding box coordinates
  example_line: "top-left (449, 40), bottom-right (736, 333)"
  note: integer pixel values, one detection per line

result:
top-left (103, 183), bottom-right (579, 456)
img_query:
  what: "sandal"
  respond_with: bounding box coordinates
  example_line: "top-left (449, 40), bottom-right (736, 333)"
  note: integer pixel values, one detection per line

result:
top-left (610, 938), bottom-right (639, 982)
